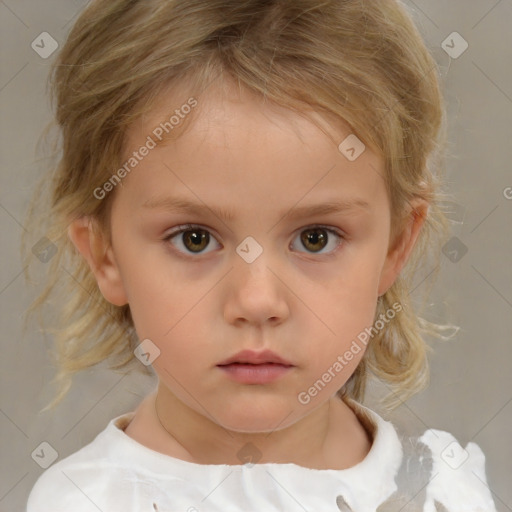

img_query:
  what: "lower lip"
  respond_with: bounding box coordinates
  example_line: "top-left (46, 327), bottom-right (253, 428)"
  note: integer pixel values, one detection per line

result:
top-left (217, 363), bottom-right (293, 384)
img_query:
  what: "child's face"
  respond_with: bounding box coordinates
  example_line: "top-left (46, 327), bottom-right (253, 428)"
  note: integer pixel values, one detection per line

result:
top-left (88, 81), bottom-right (416, 433)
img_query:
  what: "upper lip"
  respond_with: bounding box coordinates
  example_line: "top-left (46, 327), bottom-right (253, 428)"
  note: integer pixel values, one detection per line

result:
top-left (217, 349), bottom-right (294, 366)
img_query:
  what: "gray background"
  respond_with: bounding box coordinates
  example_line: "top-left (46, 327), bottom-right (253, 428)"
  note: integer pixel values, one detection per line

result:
top-left (1, 0), bottom-right (511, 511)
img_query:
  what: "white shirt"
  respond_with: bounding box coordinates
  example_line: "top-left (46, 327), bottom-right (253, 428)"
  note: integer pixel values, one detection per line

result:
top-left (26, 400), bottom-right (497, 512)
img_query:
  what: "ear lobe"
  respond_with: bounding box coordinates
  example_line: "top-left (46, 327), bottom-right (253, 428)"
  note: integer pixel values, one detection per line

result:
top-left (67, 216), bottom-right (128, 306)
top-left (377, 199), bottom-right (429, 297)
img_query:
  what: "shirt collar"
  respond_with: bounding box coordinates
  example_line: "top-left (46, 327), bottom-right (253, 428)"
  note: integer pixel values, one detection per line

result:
top-left (108, 398), bottom-right (402, 510)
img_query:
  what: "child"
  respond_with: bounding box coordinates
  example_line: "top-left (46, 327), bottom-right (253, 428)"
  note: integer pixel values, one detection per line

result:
top-left (24, 0), bottom-right (497, 510)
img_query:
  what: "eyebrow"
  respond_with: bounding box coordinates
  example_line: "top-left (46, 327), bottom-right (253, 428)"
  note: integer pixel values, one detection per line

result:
top-left (142, 195), bottom-right (371, 222)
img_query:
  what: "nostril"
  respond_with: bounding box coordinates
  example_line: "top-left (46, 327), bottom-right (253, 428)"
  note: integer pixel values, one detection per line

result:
top-left (336, 495), bottom-right (353, 511)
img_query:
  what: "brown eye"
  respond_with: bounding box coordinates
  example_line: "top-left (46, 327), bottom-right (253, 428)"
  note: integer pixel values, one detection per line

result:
top-left (300, 228), bottom-right (328, 252)
top-left (291, 226), bottom-right (343, 255)
top-left (165, 225), bottom-right (220, 255)
top-left (182, 229), bottom-right (209, 252)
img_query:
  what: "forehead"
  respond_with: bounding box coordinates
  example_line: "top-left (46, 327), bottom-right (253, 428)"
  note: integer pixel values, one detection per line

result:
top-left (119, 79), bottom-right (386, 210)
top-left (129, 79), bottom-right (345, 149)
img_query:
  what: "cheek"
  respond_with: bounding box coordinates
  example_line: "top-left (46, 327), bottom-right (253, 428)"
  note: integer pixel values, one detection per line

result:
top-left (323, 269), bottom-right (380, 334)
top-left (114, 247), bottom-right (200, 333)
top-left (307, 260), bottom-right (381, 372)
top-left (121, 272), bottom-right (170, 334)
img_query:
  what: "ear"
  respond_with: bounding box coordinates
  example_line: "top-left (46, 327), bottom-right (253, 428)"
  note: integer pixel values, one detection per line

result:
top-left (377, 198), bottom-right (429, 297)
top-left (67, 216), bottom-right (128, 306)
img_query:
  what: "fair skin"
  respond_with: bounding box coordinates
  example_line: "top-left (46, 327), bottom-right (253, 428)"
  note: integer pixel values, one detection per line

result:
top-left (69, 79), bottom-right (427, 470)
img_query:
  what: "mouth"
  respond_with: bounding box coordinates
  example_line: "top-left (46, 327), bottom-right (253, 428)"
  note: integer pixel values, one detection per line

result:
top-left (216, 349), bottom-right (294, 367)
top-left (216, 350), bottom-right (294, 384)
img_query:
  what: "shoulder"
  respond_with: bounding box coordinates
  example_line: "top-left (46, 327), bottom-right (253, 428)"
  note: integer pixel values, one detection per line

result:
top-left (26, 453), bottom-right (110, 512)
top-left (26, 414), bottom-right (140, 512)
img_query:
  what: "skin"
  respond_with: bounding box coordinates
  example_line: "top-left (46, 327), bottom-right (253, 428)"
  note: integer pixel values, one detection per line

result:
top-left (69, 79), bottom-right (428, 470)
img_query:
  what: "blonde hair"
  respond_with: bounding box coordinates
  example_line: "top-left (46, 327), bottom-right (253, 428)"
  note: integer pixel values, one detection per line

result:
top-left (22, 0), bottom-right (458, 411)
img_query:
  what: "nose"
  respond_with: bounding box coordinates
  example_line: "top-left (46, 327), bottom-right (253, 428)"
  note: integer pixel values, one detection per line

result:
top-left (223, 246), bottom-right (290, 327)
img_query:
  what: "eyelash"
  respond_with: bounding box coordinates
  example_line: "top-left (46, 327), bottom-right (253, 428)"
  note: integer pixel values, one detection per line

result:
top-left (162, 223), bottom-right (345, 258)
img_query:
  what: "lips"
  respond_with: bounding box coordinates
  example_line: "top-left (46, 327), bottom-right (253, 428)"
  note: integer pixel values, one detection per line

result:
top-left (216, 349), bottom-right (294, 367)
top-left (217, 350), bottom-right (294, 384)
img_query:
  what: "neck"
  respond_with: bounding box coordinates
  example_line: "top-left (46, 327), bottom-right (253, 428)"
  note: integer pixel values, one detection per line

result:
top-left (152, 383), bottom-right (371, 469)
